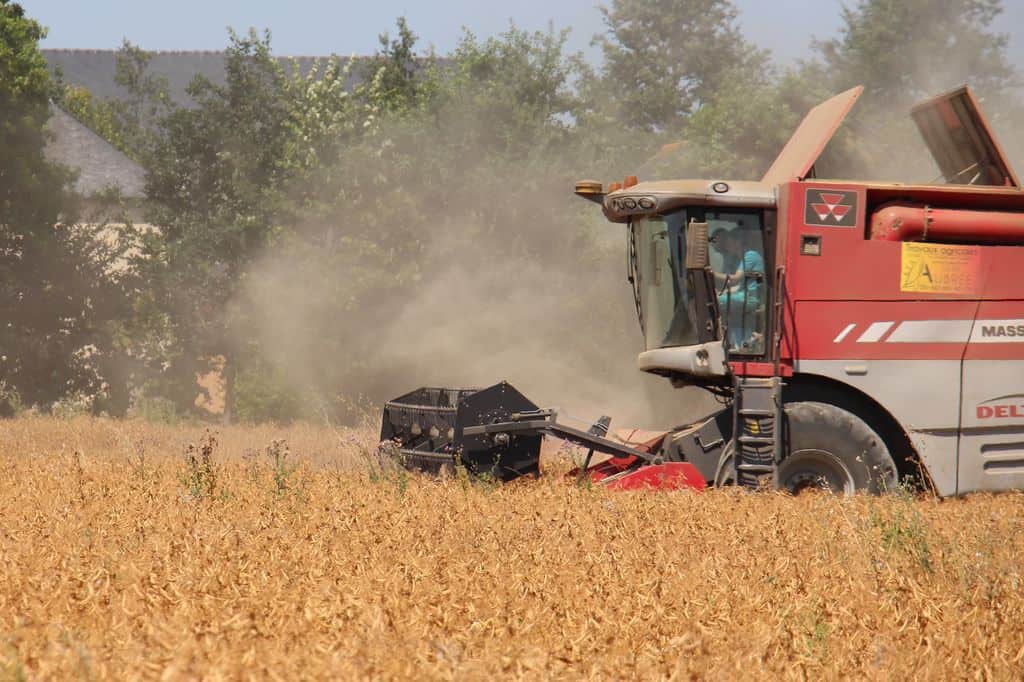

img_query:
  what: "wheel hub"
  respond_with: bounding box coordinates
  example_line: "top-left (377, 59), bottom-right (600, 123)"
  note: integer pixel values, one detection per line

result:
top-left (779, 448), bottom-right (856, 494)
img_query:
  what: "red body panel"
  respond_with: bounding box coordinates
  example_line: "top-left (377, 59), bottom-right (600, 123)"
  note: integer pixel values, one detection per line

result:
top-left (729, 361), bottom-right (793, 377)
top-left (769, 180), bottom-right (1024, 495)
top-left (601, 462), bottom-right (707, 491)
top-left (792, 300), bottom-right (977, 360)
top-left (778, 181), bottom-right (1024, 368)
top-left (567, 433), bottom-right (706, 492)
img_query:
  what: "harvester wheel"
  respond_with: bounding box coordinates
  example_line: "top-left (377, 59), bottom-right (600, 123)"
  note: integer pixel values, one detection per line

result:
top-left (779, 401), bottom-right (898, 495)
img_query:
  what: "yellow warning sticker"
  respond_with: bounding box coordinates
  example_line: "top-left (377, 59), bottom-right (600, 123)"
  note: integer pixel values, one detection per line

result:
top-left (900, 242), bottom-right (983, 294)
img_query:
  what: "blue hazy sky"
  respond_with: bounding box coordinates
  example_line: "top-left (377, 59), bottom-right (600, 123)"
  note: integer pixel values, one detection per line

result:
top-left (28, 0), bottom-right (1024, 66)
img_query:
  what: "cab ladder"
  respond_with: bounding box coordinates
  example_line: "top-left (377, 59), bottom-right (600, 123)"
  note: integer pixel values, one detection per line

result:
top-left (733, 376), bottom-right (784, 488)
top-left (731, 267), bottom-right (786, 488)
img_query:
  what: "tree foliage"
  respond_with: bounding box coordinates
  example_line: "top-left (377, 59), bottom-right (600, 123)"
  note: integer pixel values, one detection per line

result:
top-left (593, 0), bottom-right (767, 133)
top-left (0, 1), bottom-right (129, 415)
top-left (59, 85), bottom-right (130, 155)
top-left (136, 29), bottom-right (297, 419)
top-left (357, 17), bottom-right (425, 113)
top-left (57, 41), bottom-right (171, 162)
top-left (816, 0), bottom-right (1017, 104)
top-left (678, 68), bottom-right (833, 180)
top-left (233, 24), bottom-right (622, 418)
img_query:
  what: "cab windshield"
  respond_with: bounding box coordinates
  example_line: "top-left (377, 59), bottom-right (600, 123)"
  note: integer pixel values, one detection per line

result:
top-left (629, 212), bottom-right (695, 350)
top-left (629, 209), bottom-right (767, 354)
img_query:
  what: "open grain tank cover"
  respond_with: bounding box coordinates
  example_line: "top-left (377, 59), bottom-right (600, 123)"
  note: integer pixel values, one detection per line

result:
top-left (761, 85), bottom-right (864, 185)
top-left (911, 85), bottom-right (1020, 188)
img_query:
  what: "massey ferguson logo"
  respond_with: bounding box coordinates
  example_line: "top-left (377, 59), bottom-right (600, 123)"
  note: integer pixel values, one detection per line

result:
top-left (980, 324), bottom-right (1024, 338)
top-left (969, 319), bottom-right (1024, 343)
top-left (976, 394), bottom-right (1024, 419)
top-left (804, 189), bottom-right (858, 227)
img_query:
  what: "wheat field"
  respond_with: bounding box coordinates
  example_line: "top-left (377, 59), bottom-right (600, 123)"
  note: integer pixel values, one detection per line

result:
top-left (1, 416), bottom-right (1023, 680)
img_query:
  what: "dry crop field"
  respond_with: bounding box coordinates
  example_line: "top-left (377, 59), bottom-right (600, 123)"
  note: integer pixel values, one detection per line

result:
top-left (2, 417), bottom-right (1023, 679)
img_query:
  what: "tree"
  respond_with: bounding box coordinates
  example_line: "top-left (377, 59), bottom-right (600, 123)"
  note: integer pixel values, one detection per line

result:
top-left (0, 1), bottom-right (129, 413)
top-left (676, 67), bottom-right (835, 180)
top-left (139, 29), bottom-right (295, 420)
top-left (816, 0), bottom-right (1018, 104)
top-left (295, 23), bottom-right (593, 273)
top-left (357, 17), bottom-right (424, 113)
top-left (59, 85), bottom-right (131, 157)
top-left (56, 41), bottom-right (172, 164)
top-left (649, 0), bottom-right (1022, 184)
top-left (593, 0), bottom-right (767, 133)
top-left (120, 18), bottom-right (701, 424)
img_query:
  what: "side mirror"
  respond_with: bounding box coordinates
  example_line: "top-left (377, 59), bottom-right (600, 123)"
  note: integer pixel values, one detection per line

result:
top-left (685, 220), bottom-right (710, 269)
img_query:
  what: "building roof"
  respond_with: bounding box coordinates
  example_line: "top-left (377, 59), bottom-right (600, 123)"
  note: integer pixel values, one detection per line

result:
top-left (44, 105), bottom-right (146, 199)
top-left (42, 49), bottom-right (360, 106)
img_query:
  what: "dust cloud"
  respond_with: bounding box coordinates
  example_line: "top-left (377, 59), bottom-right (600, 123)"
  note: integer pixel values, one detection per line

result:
top-left (239, 169), bottom-right (697, 431)
top-left (233, 30), bottom-right (1024, 431)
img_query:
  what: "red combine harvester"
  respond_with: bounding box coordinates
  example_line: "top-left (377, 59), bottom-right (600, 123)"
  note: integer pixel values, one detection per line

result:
top-left (380, 85), bottom-right (1024, 495)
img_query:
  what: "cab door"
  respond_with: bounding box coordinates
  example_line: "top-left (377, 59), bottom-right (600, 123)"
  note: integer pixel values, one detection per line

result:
top-left (958, 301), bottom-right (1024, 493)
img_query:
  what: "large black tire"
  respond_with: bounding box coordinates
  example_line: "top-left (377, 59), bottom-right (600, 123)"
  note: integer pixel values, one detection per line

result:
top-left (779, 401), bottom-right (898, 494)
top-left (714, 402), bottom-right (899, 494)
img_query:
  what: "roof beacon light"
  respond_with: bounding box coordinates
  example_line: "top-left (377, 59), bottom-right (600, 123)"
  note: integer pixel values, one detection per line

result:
top-left (607, 181), bottom-right (623, 193)
top-left (624, 175), bottom-right (639, 188)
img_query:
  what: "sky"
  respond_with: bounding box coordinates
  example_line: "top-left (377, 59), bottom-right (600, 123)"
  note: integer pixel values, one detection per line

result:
top-left (26, 0), bottom-right (1024, 67)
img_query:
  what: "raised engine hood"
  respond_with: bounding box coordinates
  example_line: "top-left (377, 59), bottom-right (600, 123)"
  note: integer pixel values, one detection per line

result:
top-left (911, 85), bottom-right (1020, 188)
top-left (761, 86), bottom-right (864, 185)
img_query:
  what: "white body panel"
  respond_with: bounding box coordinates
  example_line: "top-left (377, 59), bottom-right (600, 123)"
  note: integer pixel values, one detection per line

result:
top-left (959, 360), bottom-right (1024, 492)
top-left (795, 360), bottom-right (963, 495)
top-left (798, 356), bottom-right (1024, 495)
top-left (638, 341), bottom-right (729, 378)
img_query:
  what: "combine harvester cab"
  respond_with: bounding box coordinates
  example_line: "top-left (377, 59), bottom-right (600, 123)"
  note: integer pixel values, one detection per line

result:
top-left (381, 84), bottom-right (1024, 496)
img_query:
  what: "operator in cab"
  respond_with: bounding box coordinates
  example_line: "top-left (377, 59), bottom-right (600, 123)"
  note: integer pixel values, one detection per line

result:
top-left (710, 228), bottom-right (742, 288)
top-left (711, 225), bottom-right (765, 351)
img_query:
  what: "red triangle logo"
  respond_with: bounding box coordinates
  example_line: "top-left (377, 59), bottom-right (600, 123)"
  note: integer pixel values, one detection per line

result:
top-left (830, 204), bottom-right (851, 220)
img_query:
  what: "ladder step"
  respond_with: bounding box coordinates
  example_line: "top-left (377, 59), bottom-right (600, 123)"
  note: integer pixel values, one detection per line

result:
top-left (735, 375), bottom-right (783, 488)
top-left (739, 409), bottom-right (773, 417)
top-left (737, 463), bottom-right (775, 473)
top-left (738, 378), bottom-right (778, 388)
